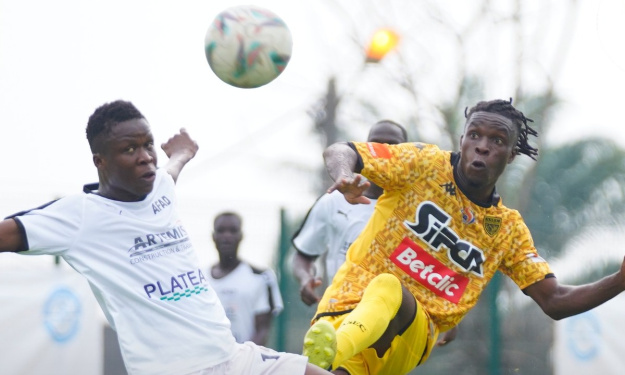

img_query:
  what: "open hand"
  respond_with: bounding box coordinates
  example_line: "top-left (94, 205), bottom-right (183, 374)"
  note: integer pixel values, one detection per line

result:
top-left (327, 174), bottom-right (371, 205)
top-left (300, 277), bottom-right (323, 306)
top-left (161, 128), bottom-right (198, 162)
top-left (436, 326), bottom-right (458, 346)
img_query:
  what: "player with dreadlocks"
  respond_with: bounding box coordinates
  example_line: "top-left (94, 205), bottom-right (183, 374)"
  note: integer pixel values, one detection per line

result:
top-left (302, 98), bottom-right (625, 375)
top-left (464, 98), bottom-right (538, 159)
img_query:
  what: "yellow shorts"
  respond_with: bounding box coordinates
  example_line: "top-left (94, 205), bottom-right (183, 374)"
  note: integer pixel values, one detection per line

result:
top-left (318, 301), bottom-right (439, 375)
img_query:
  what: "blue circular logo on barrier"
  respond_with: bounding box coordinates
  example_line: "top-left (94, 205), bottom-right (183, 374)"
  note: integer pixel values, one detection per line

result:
top-left (43, 287), bottom-right (82, 343)
top-left (565, 311), bottom-right (601, 361)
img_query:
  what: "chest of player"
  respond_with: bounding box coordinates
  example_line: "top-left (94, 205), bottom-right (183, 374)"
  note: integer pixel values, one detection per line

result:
top-left (209, 272), bottom-right (267, 310)
top-left (371, 175), bottom-right (516, 302)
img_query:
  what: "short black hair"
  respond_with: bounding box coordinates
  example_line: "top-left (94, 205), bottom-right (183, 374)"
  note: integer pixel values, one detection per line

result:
top-left (86, 100), bottom-right (145, 153)
top-left (373, 119), bottom-right (408, 142)
top-left (465, 98), bottom-right (538, 160)
top-left (214, 211), bottom-right (242, 227)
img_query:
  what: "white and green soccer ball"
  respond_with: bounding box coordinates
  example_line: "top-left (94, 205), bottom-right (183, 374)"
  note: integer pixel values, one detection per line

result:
top-left (204, 5), bottom-right (293, 89)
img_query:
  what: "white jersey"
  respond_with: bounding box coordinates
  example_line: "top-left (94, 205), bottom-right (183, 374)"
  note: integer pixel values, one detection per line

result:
top-left (292, 190), bottom-right (377, 281)
top-left (208, 263), bottom-right (284, 343)
top-left (261, 267), bottom-right (284, 316)
top-left (15, 169), bottom-right (237, 375)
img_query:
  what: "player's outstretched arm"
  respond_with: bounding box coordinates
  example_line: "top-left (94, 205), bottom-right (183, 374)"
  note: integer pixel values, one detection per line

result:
top-left (292, 252), bottom-right (323, 305)
top-left (161, 128), bottom-right (199, 183)
top-left (0, 219), bottom-right (24, 253)
top-left (524, 257), bottom-right (625, 320)
top-left (323, 142), bottom-right (370, 205)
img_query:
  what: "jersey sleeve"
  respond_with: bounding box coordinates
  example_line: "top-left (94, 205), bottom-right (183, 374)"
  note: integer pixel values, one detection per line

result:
top-left (252, 275), bottom-right (272, 315)
top-left (351, 142), bottom-right (436, 192)
top-left (499, 215), bottom-right (554, 290)
top-left (292, 193), bottom-right (333, 257)
top-left (261, 269), bottom-right (284, 316)
top-left (14, 195), bottom-right (83, 256)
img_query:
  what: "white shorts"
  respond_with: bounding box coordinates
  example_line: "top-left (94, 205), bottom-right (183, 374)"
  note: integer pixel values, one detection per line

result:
top-left (188, 342), bottom-right (308, 375)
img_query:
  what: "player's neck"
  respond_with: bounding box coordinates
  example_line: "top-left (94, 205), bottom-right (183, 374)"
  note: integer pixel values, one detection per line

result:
top-left (217, 257), bottom-right (241, 273)
top-left (453, 164), bottom-right (497, 206)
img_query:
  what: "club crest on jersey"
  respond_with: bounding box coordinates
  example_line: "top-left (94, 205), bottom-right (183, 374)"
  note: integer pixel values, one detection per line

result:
top-left (461, 207), bottom-right (475, 224)
top-left (404, 201), bottom-right (485, 277)
top-left (483, 216), bottom-right (502, 236)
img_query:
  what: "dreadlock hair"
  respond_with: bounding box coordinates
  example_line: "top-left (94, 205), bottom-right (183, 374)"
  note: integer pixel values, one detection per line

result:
top-left (86, 100), bottom-right (145, 153)
top-left (464, 98), bottom-right (538, 160)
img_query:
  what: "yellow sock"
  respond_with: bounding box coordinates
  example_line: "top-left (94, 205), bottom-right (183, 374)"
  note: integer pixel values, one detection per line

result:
top-left (332, 273), bottom-right (402, 368)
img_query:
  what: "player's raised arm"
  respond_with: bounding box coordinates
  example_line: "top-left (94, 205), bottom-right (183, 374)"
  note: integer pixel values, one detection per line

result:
top-left (161, 128), bottom-right (199, 183)
top-left (0, 219), bottom-right (24, 253)
top-left (323, 142), bottom-right (371, 205)
top-left (524, 258), bottom-right (625, 320)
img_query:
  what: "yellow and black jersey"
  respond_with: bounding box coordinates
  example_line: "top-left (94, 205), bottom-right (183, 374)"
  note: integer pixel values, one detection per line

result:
top-left (316, 142), bottom-right (553, 332)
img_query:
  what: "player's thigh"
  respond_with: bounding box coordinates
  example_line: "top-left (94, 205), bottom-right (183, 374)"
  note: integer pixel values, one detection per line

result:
top-left (235, 342), bottom-right (308, 375)
top-left (340, 300), bottom-right (438, 375)
top-left (195, 342), bottom-right (309, 375)
top-left (379, 301), bottom-right (439, 374)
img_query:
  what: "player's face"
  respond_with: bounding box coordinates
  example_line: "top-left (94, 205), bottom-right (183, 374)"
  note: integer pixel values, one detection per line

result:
top-left (94, 118), bottom-right (158, 202)
top-left (458, 112), bottom-right (517, 192)
top-left (213, 215), bottom-right (243, 259)
top-left (368, 123), bottom-right (406, 144)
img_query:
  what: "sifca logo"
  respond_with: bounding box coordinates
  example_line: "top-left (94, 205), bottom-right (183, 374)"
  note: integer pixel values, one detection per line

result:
top-left (404, 201), bottom-right (485, 277)
top-left (391, 238), bottom-right (469, 304)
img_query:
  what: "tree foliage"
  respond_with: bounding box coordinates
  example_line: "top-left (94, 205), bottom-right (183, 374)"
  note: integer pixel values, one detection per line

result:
top-left (522, 138), bottom-right (625, 257)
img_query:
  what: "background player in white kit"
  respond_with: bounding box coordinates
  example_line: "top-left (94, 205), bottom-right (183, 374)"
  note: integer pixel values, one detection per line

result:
top-left (291, 120), bottom-right (407, 305)
top-left (208, 211), bottom-right (284, 346)
top-left (0, 100), bottom-right (333, 375)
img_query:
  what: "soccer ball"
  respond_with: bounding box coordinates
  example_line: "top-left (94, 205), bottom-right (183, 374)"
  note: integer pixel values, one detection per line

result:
top-left (204, 5), bottom-right (293, 89)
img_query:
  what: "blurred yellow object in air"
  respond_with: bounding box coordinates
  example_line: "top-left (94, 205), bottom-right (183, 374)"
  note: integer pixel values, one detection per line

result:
top-left (366, 29), bottom-right (400, 63)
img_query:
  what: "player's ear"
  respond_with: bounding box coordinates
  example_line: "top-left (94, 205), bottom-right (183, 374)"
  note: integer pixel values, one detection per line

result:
top-left (93, 153), bottom-right (103, 168)
top-left (507, 149), bottom-right (517, 164)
